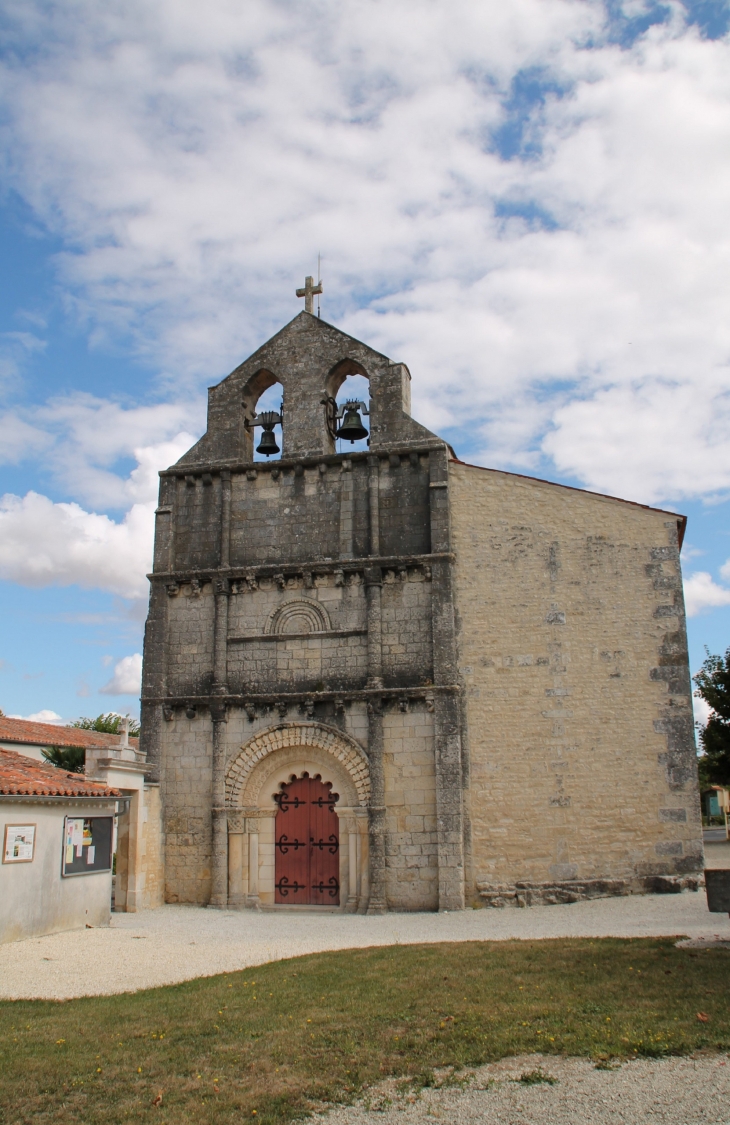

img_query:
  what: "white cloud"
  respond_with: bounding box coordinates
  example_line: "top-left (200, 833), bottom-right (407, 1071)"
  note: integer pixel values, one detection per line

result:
top-left (0, 429), bottom-right (194, 598)
top-left (7, 709), bottom-right (64, 724)
top-left (100, 653), bottom-right (142, 696)
top-left (0, 2), bottom-right (729, 503)
top-left (0, 491), bottom-right (154, 598)
top-left (683, 571), bottom-right (730, 617)
top-left (693, 693), bottom-right (712, 728)
top-left (0, 395), bottom-right (202, 509)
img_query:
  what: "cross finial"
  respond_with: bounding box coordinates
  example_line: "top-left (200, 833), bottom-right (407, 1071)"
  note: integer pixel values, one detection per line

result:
top-left (296, 274), bottom-right (323, 315)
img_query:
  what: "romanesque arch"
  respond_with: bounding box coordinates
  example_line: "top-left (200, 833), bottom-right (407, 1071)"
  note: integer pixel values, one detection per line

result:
top-left (225, 721), bottom-right (371, 808)
top-left (265, 599), bottom-right (330, 635)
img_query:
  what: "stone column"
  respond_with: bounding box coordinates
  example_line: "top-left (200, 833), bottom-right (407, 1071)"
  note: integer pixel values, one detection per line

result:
top-left (227, 810), bottom-right (246, 907)
top-left (365, 568), bottom-right (383, 689)
top-left (209, 712), bottom-right (229, 909)
top-left (247, 829), bottom-right (260, 907)
top-left (339, 459), bottom-right (354, 558)
top-left (209, 470), bottom-right (233, 908)
top-left (364, 453), bottom-right (387, 913)
top-left (429, 446), bottom-right (465, 911)
top-left (366, 698), bottom-right (387, 914)
top-left (347, 826), bottom-right (358, 912)
top-left (368, 454), bottom-right (380, 555)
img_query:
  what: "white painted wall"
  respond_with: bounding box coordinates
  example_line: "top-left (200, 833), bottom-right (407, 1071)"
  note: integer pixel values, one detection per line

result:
top-left (0, 801), bottom-right (115, 944)
top-left (0, 741), bottom-right (47, 762)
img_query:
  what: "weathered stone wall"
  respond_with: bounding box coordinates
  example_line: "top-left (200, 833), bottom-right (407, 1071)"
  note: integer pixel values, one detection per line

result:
top-left (449, 462), bottom-right (703, 904)
top-left (383, 704), bottom-right (438, 909)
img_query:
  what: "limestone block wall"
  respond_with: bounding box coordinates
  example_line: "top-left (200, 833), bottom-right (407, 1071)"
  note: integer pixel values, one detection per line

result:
top-left (381, 572), bottom-right (433, 687)
top-left (139, 784), bottom-right (165, 909)
top-left (160, 704), bottom-right (371, 903)
top-left (166, 588), bottom-right (215, 697)
top-left (383, 705), bottom-right (438, 910)
top-left (159, 716), bottom-right (214, 903)
top-left (448, 462), bottom-right (702, 902)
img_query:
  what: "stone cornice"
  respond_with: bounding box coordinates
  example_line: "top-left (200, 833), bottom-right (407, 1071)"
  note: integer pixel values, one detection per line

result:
top-left (147, 683), bottom-right (459, 715)
top-left (158, 440), bottom-right (450, 479)
top-left (148, 551), bottom-right (453, 584)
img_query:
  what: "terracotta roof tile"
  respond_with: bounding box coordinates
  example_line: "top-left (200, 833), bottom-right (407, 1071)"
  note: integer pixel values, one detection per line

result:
top-left (0, 747), bottom-right (122, 798)
top-left (0, 716), bottom-right (139, 752)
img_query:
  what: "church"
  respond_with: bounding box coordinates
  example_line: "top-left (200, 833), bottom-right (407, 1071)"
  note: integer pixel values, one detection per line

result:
top-left (140, 289), bottom-right (702, 912)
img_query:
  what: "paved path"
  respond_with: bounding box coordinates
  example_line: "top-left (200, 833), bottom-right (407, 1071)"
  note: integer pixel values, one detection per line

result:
top-left (316, 1054), bottom-right (730, 1125)
top-left (3, 890), bottom-right (730, 1001)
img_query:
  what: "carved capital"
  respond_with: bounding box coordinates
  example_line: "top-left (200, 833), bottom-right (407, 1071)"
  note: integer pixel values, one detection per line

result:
top-left (364, 566), bottom-right (383, 588)
top-left (210, 699), bottom-right (228, 723)
top-left (227, 809), bottom-right (246, 833)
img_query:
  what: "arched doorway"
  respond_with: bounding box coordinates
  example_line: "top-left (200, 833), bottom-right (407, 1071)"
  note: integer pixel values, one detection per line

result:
top-left (274, 773), bottom-right (340, 904)
top-left (225, 721), bottom-right (371, 911)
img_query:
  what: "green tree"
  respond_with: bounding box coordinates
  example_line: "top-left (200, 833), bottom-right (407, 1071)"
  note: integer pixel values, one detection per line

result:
top-left (68, 713), bottom-right (141, 737)
top-left (693, 646), bottom-right (730, 788)
top-left (41, 745), bottom-right (85, 773)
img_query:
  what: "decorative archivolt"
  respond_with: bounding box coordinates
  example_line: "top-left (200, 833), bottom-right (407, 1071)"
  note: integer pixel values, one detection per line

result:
top-left (225, 721), bottom-right (370, 808)
top-left (265, 598), bottom-right (330, 635)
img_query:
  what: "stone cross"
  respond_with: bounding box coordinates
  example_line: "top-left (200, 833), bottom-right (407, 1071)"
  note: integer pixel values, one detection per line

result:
top-left (296, 275), bottom-right (323, 314)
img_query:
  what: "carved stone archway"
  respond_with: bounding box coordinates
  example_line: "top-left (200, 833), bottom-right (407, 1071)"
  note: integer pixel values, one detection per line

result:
top-left (225, 722), bottom-right (370, 808)
top-left (225, 722), bottom-right (371, 911)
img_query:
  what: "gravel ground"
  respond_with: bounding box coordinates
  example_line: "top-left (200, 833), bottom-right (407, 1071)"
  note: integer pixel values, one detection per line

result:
top-left (314, 1054), bottom-right (730, 1125)
top-left (2, 889), bottom-right (730, 1001)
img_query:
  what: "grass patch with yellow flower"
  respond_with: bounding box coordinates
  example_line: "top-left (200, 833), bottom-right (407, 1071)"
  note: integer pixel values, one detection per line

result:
top-left (1, 938), bottom-right (728, 1124)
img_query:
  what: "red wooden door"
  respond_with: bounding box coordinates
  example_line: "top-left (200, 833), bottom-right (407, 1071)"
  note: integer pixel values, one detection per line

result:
top-left (275, 775), bottom-right (339, 905)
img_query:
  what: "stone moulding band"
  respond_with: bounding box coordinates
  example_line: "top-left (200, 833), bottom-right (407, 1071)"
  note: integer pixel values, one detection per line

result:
top-left (225, 720), bottom-right (371, 808)
top-left (145, 684), bottom-right (457, 708)
top-left (160, 439), bottom-right (450, 479)
top-left (228, 628), bottom-right (366, 644)
top-left (147, 552), bottom-right (452, 584)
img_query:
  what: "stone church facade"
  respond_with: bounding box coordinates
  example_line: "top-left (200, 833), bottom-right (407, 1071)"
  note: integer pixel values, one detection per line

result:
top-left (140, 310), bottom-right (702, 912)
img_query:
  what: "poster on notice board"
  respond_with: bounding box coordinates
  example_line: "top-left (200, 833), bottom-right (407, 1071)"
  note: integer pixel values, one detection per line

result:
top-left (3, 824), bottom-right (36, 863)
top-left (62, 816), bottom-right (113, 876)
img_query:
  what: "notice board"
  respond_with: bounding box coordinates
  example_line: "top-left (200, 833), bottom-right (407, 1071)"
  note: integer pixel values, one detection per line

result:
top-left (62, 816), bottom-right (113, 876)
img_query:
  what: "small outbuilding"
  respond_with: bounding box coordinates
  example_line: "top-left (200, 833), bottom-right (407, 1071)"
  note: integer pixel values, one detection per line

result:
top-left (0, 748), bottom-right (121, 944)
top-left (0, 716), bottom-right (164, 914)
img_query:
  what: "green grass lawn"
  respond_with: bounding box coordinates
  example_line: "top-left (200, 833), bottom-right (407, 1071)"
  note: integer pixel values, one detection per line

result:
top-left (1, 938), bottom-right (728, 1125)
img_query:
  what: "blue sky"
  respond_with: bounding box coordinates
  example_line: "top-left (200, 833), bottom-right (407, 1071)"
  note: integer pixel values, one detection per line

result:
top-left (1, 0), bottom-right (729, 724)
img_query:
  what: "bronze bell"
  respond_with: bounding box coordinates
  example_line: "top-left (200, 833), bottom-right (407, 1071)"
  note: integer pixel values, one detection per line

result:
top-left (336, 403), bottom-right (368, 443)
top-left (256, 412), bottom-right (280, 456)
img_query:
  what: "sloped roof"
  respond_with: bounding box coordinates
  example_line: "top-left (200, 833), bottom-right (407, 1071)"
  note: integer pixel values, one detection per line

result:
top-left (0, 716), bottom-right (139, 753)
top-left (450, 457), bottom-right (687, 548)
top-left (0, 747), bottom-right (121, 798)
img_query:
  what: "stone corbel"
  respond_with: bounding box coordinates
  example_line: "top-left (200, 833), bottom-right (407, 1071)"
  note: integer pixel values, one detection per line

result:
top-left (364, 566), bottom-right (383, 588)
top-left (210, 699), bottom-right (228, 723)
top-left (166, 582), bottom-right (180, 597)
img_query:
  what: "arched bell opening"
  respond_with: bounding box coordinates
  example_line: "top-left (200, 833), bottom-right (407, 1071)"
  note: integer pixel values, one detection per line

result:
top-left (241, 368), bottom-right (284, 461)
top-left (323, 360), bottom-right (371, 455)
